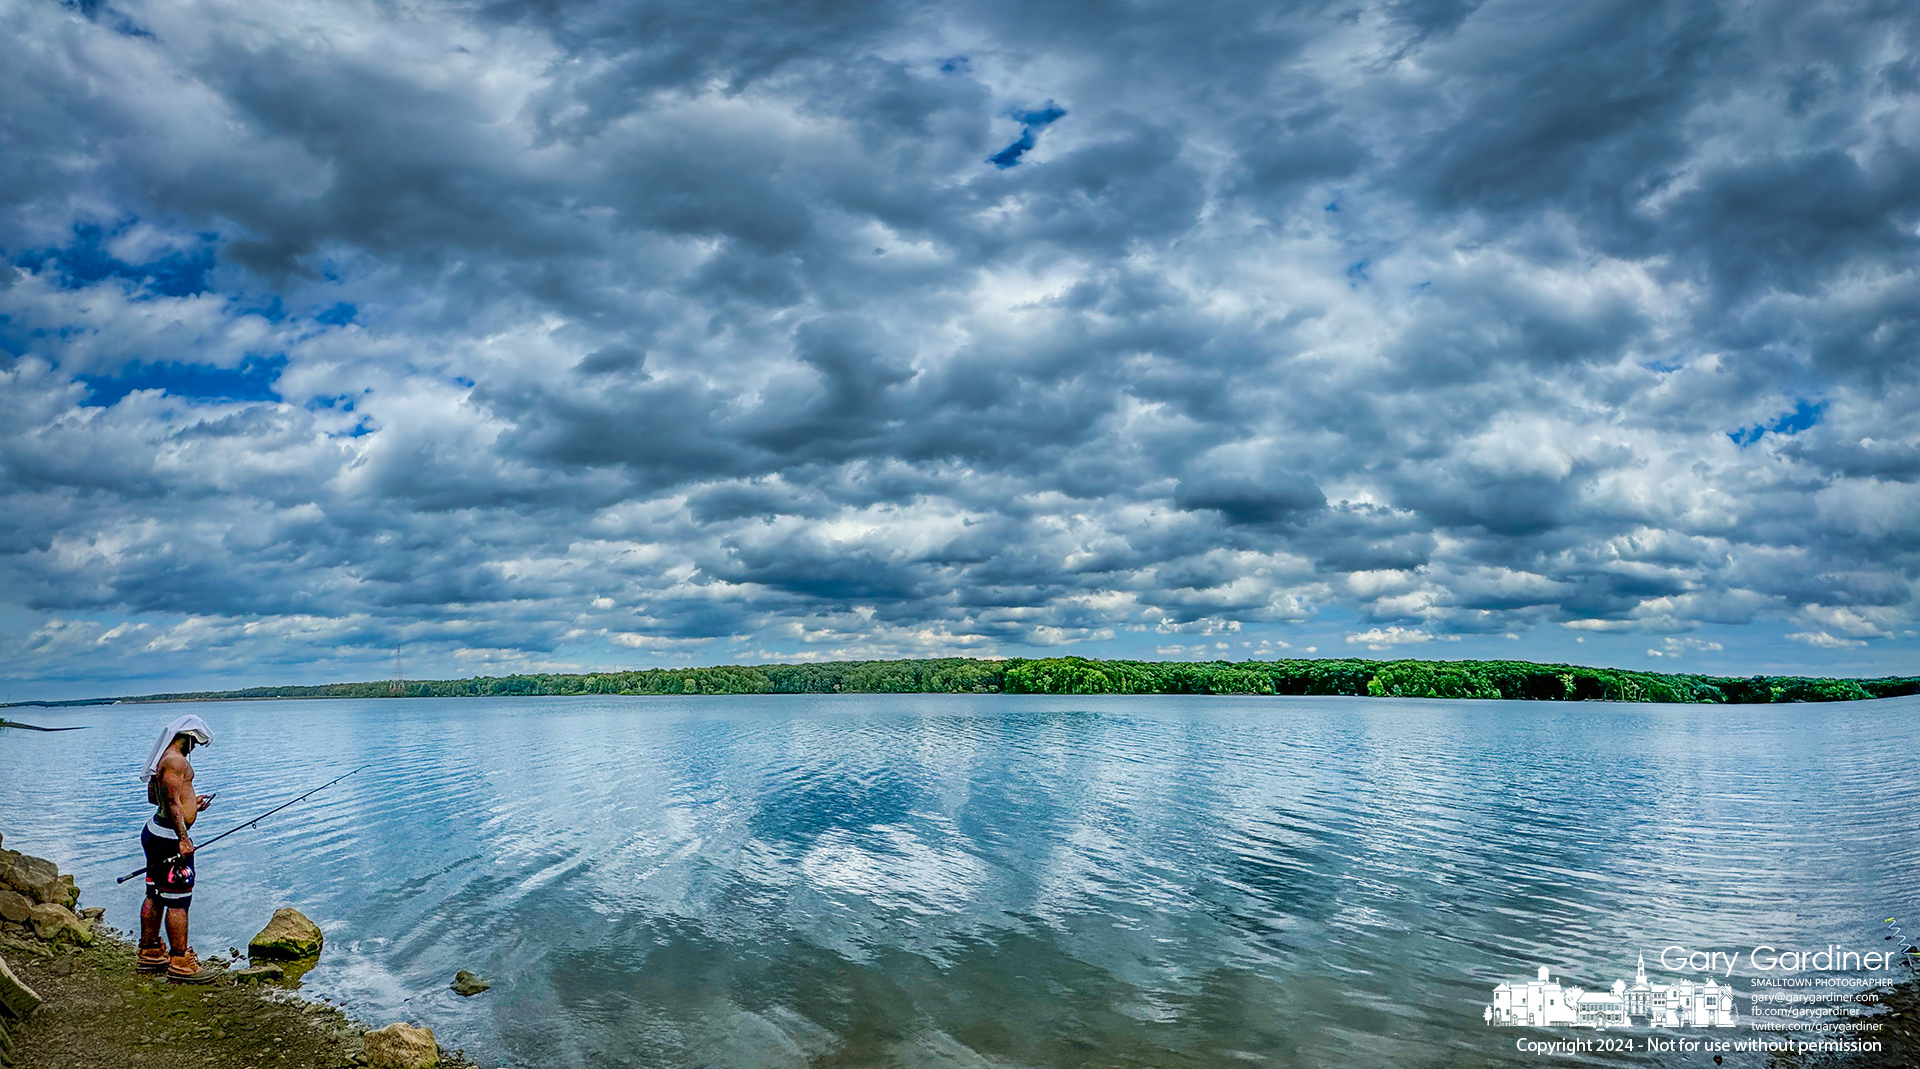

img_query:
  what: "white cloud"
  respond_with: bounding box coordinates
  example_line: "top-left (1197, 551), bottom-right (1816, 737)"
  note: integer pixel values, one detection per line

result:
top-left (1786, 631), bottom-right (1868, 650)
top-left (1799, 605), bottom-right (1896, 640)
top-left (3, 0), bottom-right (1918, 691)
top-left (1345, 626), bottom-right (1457, 650)
top-left (1645, 636), bottom-right (1725, 658)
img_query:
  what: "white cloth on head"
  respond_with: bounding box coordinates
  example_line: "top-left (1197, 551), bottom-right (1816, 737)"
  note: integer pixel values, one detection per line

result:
top-left (139, 714), bottom-right (213, 783)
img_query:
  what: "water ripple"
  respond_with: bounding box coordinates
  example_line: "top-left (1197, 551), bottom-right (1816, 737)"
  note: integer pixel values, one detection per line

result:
top-left (2, 693), bottom-right (1917, 1067)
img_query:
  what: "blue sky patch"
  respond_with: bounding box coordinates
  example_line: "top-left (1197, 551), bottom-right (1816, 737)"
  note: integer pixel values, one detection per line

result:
top-left (16, 221), bottom-right (216, 298)
top-left (316, 302), bottom-right (358, 326)
top-left (1729, 400), bottom-right (1823, 446)
top-left (987, 130), bottom-right (1038, 169)
top-left (987, 103), bottom-right (1067, 169)
top-left (58, 0), bottom-right (151, 36)
top-left (77, 354), bottom-right (286, 407)
top-left (1013, 105), bottom-right (1066, 128)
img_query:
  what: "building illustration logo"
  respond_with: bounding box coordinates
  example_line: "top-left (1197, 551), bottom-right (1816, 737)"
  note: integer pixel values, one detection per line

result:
top-left (1486, 954), bottom-right (1736, 1028)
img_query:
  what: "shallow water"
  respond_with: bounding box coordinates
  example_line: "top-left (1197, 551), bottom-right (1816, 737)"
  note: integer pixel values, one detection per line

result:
top-left (3, 693), bottom-right (1916, 1067)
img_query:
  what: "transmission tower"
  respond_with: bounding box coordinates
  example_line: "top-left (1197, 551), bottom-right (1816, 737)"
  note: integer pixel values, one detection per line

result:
top-left (389, 644), bottom-right (406, 696)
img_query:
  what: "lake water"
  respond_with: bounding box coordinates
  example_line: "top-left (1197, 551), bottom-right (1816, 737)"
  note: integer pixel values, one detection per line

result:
top-left (3, 694), bottom-right (1917, 1067)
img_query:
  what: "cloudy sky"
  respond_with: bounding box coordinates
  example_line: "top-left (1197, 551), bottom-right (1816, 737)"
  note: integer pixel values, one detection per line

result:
top-left (3, 0), bottom-right (1918, 697)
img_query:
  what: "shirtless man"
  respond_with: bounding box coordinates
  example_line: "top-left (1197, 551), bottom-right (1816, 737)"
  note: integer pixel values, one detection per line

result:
top-left (136, 715), bottom-right (218, 982)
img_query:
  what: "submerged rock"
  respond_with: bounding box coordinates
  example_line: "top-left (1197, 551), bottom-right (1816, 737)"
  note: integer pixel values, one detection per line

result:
top-left (364, 1021), bottom-right (438, 1069)
top-left (229, 963), bottom-right (286, 985)
top-left (273, 955), bottom-right (322, 987)
top-left (248, 907), bottom-right (324, 959)
top-left (450, 970), bottom-right (490, 996)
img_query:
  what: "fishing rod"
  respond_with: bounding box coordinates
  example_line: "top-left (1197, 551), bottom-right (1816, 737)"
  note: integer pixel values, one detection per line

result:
top-left (116, 764), bottom-right (368, 884)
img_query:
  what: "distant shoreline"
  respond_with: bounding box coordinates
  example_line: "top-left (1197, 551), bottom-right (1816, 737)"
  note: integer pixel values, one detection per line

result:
top-left (7, 655), bottom-right (1917, 708)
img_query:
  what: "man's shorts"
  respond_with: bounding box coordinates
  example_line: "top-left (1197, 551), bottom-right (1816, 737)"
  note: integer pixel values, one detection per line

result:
top-left (141, 818), bottom-right (195, 911)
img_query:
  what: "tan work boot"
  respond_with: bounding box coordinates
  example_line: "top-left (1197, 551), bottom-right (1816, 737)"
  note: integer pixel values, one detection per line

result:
top-left (137, 942), bottom-right (170, 973)
top-left (166, 948), bottom-right (222, 984)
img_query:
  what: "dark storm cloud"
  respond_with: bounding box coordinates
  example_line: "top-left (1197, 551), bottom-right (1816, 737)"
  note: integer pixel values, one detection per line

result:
top-left (1173, 465), bottom-right (1326, 529)
top-left (1, 0), bottom-right (1918, 687)
top-left (1780, 438), bottom-right (1920, 483)
top-left (1396, 0), bottom-right (1720, 219)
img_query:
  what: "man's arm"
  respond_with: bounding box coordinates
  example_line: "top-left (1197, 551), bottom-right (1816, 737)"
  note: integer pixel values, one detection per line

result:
top-left (162, 759), bottom-right (198, 856)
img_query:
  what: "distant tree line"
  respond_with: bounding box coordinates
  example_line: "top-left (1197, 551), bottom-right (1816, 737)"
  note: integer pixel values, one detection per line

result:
top-left (50, 656), bottom-right (1920, 706)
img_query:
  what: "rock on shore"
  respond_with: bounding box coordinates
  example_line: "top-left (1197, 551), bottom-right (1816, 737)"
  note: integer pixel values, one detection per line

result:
top-left (24, 905), bottom-right (89, 947)
top-left (0, 835), bottom-right (482, 1069)
top-left (248, 907), bottom-right (324, 960)
top-left (1, 952), bottom-right (43, 1056)
top-left (0, 834), bottom-right (50, 1069)
top-left (0, 853), bottom-right (76, 916)
top-left (0, 843), bottom-right (91, 952)
top-left (364, 1021), bottom-right (439, 1069)
top-left (0, 955), bottom-right (38, 1016)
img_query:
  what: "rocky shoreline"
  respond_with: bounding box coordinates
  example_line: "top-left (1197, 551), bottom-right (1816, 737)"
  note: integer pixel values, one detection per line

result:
top-left (1, 833), bottom-right (481, 1069)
